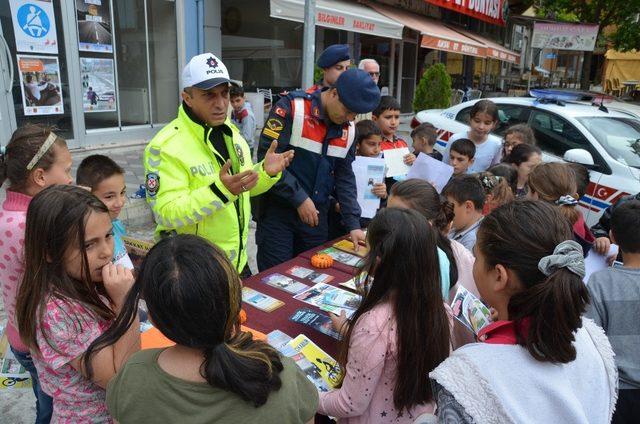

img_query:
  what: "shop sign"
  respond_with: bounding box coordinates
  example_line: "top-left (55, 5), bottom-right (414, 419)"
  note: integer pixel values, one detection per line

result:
top-left (531, 23), bottom-right (599, 51)
top-left (80, 57), bottom-right (117, 113)
top-left (17, 54), bottom-right (64, 116)
top-left (76, 0), bottom-right (113, 52)
top-left (425, 0), bottom-right (508, 26)
top-left (9, 0), bottom-right (59, 54)
top-left (421, 35), bottom-right (486, 57)
top-left (487, 47), bottom-right (518, 64)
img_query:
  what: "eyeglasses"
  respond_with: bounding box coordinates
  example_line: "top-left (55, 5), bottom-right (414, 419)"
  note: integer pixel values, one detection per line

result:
top-left (368, 72), bottom-right (380, 77)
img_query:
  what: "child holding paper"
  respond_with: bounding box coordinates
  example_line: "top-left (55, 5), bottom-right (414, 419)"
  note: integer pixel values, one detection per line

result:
top-left (442, 175), bottom-right (485, 253)
top-left (449, 138), bottom-right (476, 177)
top-left (586, 200), bottom-right (640, 423)
top-left (372, 96), bottom-right (414, 163)
top-left (410, 122), bottom-right (443, 161)
top-left (319, 208), bottom-right (451, 423)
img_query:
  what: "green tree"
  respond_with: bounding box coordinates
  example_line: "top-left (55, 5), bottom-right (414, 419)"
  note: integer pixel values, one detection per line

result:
top-left (536, 0), bottom-right (640, 89)
top-left (413, 63), bottom-right (452, 112)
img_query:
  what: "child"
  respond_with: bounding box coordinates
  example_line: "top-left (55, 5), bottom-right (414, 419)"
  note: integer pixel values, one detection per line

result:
top-left (591, 191), bottom-right (640, 256)
top-left (586, 201), bottom-right (640, 423)
top-left (487, 163), bottom-right (517, 195)
top-left (528, 162), bottom-right (595, 256)
top-left (76, 155), bottom-right (133, 269)
top-left (502, 123), bottom-right (535, 158)
top-left (449, 138), bottom-right (476, 176)
top-left (387, 179), bottom-right (479, 299)
top-left (475, 172), bottom-right (514, 215)
top-left (503, 143), bottom-right (542, 198)
top-left (431, 200), bottom-right (617, 422)
top-left (372, 96), bottom-right (415, 165)
top-left (442, 175), bottom-right (485, 252)
top-left (355, 120), bottom-right (386, 201)
top-left (15, 185), bottom-right (140, 423)
top-left (319, 208), bottom-right (451, 422)
top-left (106, 234), bottom-right (318, 422)
top-left (444, 100), bottom-right (501, 172)
top-left (230, 85), bottom-right (257, 154)
top-left (410, 122), bottom-right (443, 161)
top-left (0, 124), bottom-right (73, 423)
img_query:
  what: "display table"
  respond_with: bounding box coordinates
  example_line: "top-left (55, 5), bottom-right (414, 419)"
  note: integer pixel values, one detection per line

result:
top-left (241, 254), bottom-right (356, 357)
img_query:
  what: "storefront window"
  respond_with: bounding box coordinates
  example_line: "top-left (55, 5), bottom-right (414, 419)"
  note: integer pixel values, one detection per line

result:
top-left (221, 0), bottom-right (303, 92)
top-left (0, 0), bottom-right (74, 140)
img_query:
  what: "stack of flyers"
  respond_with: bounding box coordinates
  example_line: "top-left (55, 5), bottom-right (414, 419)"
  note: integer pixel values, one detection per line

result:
top-left (242, 287), bottom-right (284, 312)
top-left (290, 308), bottom-right (341, 340)
top-left (293, 283), bottom-right (361, 317)
top-left (286, 265), bottom-right (334, 284)
top-left (339, 273), bottom-right (371, 292)
top-left (451, 286), bottom-right (492, 334)
top-left (262, 273), bottom-right (308, 294)
top-left (332, 239), bottom-right (369, 258)
top-left (287, 334), bottom-right (341, 392)
top-left (318, 247), bottom-right (362, 267)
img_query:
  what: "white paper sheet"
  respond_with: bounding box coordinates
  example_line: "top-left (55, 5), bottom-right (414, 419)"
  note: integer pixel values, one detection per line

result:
top-left (383, 147), bottom-right (411, 178)
top-left (352, 156), bottom-right (386, 218)
top-left (584, 244), bottom-right (619, 283)
top-left (407, 153), bottom-right (455, 193)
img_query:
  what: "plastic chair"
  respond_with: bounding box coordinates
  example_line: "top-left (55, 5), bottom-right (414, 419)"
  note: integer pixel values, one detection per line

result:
top-left (450, 89), bottom-right (464, 105)
top-left (468, 89), bottom-right (483, 100)
top-left (257, 88), bottom-right (273, 104)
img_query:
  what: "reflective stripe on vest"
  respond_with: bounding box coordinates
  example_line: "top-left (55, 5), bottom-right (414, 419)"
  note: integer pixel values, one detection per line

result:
top-left (290, 98), bottom-right (355, 158)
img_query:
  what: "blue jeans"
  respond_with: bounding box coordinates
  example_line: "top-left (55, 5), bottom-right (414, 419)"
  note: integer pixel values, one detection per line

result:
top-left (10, 346), bottom-right (53, 424)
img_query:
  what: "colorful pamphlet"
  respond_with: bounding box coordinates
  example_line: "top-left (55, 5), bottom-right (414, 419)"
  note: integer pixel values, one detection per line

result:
top-left (242, 287), bottom-right (284, 312)
top-left (289, 308), bottom-right (341, 340)
top-left (339, 278), bottom-right (358, 291)
top-left (318, 247), bottom-right (362, 267)
top-left (333, 239), bottom-right (370, 258)
top-left (286, 265), bottom-right (334, 284)
top-left (451, 286), bottom-right (492, 334)
top-left (262, 273), bottom-right (308, 294)
top-left (287, 334), bottom-right (341, 392)
top-left (266, 330), bottom-right (295, 355)
top-left (294, 283), bottom-right (360, 318)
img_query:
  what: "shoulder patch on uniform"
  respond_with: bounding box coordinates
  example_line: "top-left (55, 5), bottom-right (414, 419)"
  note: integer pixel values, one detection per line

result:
top-left (266, 118), bottom-right (284, 132)
top-left (145, 173), bottom-right (160, 197)
top-left (275, 106), bottom-right (286, 118)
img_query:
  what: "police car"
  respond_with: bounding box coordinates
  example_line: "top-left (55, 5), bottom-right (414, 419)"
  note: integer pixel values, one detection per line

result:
top-left (412, 93), bottom-right (640, 226)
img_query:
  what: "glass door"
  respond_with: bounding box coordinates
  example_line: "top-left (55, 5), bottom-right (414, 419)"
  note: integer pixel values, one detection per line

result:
top-left (0, 18), bottom-right (17, 142)
top-left (0, 0), bottom-right (75, 144)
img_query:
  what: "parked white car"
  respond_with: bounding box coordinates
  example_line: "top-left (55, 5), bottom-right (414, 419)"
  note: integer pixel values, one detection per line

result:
top-left (412, 97), bottom-right (640, 226)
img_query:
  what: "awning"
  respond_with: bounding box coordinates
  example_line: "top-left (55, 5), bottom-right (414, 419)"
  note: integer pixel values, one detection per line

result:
top-left (369, 3), bottom-right (486, 57)
top-left (270, 0), bottom-right (403, 40)
top-left (448, 26), bottom-right (520, 64)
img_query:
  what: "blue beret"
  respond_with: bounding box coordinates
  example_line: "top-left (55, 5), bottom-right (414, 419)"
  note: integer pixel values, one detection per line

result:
top-left (317, 44), bottom-right (350, 68)
top-left (335, 69), bottom-right (381, 114)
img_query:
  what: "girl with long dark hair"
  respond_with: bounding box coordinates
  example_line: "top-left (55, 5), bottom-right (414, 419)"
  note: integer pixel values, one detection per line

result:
top-left (431, 201), bottom-right (617, 422)
top-left (318, 208), bottom-right (451, 422)
top-left (105, 234), bottom-right (318, 423)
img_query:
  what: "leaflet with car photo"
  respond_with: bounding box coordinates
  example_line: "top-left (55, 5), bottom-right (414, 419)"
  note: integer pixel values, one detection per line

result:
top-left (318, 247), bottom-right (362, 267)
top-left (242, 287), bottom-right (284, 312)
top-left (262, 273), bottom-right (309, 294)
top-left (286, 265), bottom-right (334, 284)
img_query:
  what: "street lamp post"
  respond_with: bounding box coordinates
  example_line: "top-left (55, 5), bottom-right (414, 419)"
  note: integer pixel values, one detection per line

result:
top-left (302, 0), bottom-right (316, 89)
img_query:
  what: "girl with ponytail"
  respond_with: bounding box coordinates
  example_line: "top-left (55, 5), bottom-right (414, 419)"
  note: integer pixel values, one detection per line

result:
top-left (105, 234), bottom-right (318, 423)
top-left (431, 200), bottom-right (617, 423)
top-left (528, 162), bottom-right (595, 256)
top-left (388, 179), bottom-right (479, 299)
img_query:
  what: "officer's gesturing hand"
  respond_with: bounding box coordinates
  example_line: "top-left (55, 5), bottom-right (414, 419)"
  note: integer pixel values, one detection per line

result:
top-left (297, 198), bottom-right (319, 227)
top-left (219, 160), bottom-right (259, 195)
top-left (263, 140), bottom-right (295, 177)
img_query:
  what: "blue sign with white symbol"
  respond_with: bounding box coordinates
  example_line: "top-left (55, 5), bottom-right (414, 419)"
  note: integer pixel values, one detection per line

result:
top-left (9, 0), bottom-right (58, 54)
top-left (17, 3), bottom-right (50, 38)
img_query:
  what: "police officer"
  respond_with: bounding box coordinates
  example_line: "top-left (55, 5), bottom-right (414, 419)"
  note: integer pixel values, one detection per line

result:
top-left (307, 44), bottom-right (351, 93)
top-left (256, 69), bottom-right (381, 271)
top-left (143, 53), bottom-right (294, 276)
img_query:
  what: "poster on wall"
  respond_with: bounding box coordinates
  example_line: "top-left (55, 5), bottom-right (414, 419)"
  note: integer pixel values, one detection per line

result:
top-left (17, 54), bottom-right (64, 116)
top-left (80, 57), bottom-right (116, 113)
top-left (532, 23), bottom-right (599, 51)
top-left (76, 0), bottom-right (113, 52)
top-left (9, 0), bottom-right (58, 54)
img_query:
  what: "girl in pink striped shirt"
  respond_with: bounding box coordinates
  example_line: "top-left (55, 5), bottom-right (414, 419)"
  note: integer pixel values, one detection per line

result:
top-left (0, 125), bottom-right (73, 423)
top-left (319, 208), bottom-right (451, 423)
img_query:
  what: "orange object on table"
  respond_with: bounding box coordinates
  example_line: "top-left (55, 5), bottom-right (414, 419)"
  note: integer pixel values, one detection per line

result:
top-left (311, 253), bottom-right (334, 268)
top-left (141, 325), bottom-right (266, 350)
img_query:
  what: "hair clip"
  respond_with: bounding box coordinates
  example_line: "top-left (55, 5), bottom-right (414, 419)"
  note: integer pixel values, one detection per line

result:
top-left (556, 195), bottom-right (578, 206)
top-left (26, 132), bottom-right (57, 171)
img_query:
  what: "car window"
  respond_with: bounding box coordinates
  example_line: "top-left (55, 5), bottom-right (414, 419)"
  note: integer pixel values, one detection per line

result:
top-left (577, 117), bottom-right (640, 169)
top-left (455, 104), bottom-right (531, 136)
top-left (529, 110), bottom-right (591, 157)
